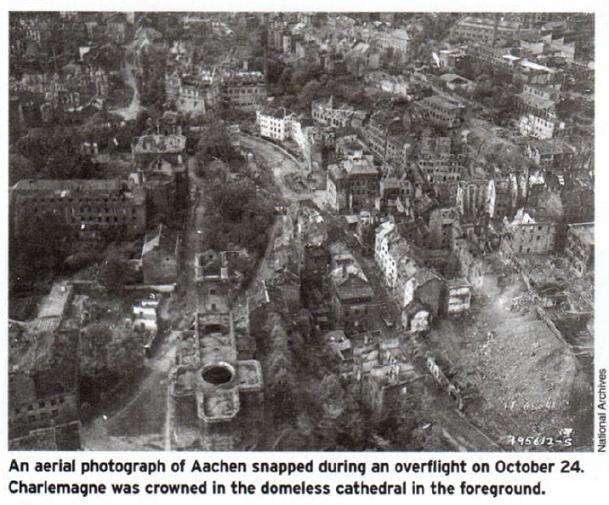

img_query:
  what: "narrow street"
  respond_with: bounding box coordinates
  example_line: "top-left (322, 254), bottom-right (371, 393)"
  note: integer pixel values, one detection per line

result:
top-left (80, 330), bottom-right (177, 451)
top-left (245, 217), bottom-right (281, 296)
top-left (81, 159), bottom-right (206, 450)
top-left (112, 40), bottom-right (141, 120)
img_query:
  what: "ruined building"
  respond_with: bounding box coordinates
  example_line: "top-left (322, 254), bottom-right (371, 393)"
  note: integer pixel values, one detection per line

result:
top-left (9, 282), bottom-right (81, 449)
top-left (131, 133), bottom-right (190, 224)
top-left (564, 222), bottom-right (594, 277)
top-left (169, 308), bottom-right (263, 450)
top-left (10, 178), bottom-right (146, 239)
top-left (326, 147), bottom-right (380, 213)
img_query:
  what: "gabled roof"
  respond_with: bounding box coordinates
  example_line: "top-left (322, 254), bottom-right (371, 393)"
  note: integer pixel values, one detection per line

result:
top-left (376, 220), bottom-right (396, 241)
top-left (13, 178), bottom-right (123, 192)
top-left (331, 264), bottom-right (368, 285)
top-left (387, 236), bottom-right (411, 263)
top-left (142, 224), bottom-right (177, 257)
top-left (142, 232), bottom-right (160, 257)
top-left (414, 268), bottom-right (443, 287)
top-left (447, 277), bottom-right (472, 289)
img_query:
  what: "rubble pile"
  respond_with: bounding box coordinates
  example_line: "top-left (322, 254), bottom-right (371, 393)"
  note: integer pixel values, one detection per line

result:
top-left (476, 317), bottom-right (576, 415)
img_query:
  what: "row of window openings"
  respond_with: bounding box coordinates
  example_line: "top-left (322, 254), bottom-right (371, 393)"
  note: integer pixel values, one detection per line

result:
top-left (425, 108), bottom-right (458, 121)
top-left (520, 234), bottom-right (547, 243)
top-left (227, 88), bottom-right (260, 94)
top-left (32, 206), bottom-right (136, 214)
top-left (14, 410), bottom-right (60, 423)
top-left (14, 397), bottom-right (65, 415)
top-left (429, 175), bottom-right (461, 182)
top-left (26, 197), bottom-right (121, 204)
top-left (33, 215), bottom-right (137, 224)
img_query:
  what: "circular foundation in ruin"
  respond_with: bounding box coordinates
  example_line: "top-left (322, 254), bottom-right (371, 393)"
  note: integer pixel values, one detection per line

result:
top-left (201, 362), bottom-right (235, 386)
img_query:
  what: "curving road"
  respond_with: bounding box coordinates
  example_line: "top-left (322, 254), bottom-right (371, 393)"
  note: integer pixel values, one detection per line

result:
top-left (112, 41), bottom-right (141, 120)
top-left (240, 135), bottom-right (316, 203)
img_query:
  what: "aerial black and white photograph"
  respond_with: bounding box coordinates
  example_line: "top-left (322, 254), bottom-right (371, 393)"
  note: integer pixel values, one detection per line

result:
top-left (8, 11), bottom-right (595, 451)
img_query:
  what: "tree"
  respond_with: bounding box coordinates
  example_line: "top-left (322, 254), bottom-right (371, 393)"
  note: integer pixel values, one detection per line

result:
top-left (98, 256), bottom-right (130, 293)
top-left (64, 250), bottom-right (101, 272)
top-left (297, 79), bottom-right (321, 111)
top-left (107, 334), bottom-right (145, 377)
top-left (79, 323), bottom-right (113, 376)
top-left (318, 374), bottom-right (345, 413)
top-left (196, 124), bottom-right (236, 163)
top-left (10, 210), bottom-right (71, 291)
top-left (9, 152), bottom-right (36, 185)
top-left (277, 67), bottom-right (294, 95)
top-left (15, 127), bottom-right (100, 180)
top-left (266, 59), bottom-right (287, 86)
top-left (263, 313), bottom-right (298, 421)
top-left (138, 48), bottom-right (167, 108)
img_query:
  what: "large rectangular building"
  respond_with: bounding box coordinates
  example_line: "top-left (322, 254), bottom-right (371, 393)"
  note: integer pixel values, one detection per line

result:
top-left (326, 151), bottom-right (380, 213)
top-left (311, 96), bottom-right (355, 128)
top-left (222, 70), bottom-right (267, 111)
top-left (9, 281), bottom-right (81, 448)
top-left (256, 107), bottom-right (293, 141)
top-left (169, 308), bottom-right (263, 450)
top-left (11, 179), bottom-right (146, 238)
top-left (165, 69), bottom-right (221, 114)
top-left (415, 95), bottom-right (465, 129)
top-left (504, 209), bottom-right (557, 255)
top-left (375, 28), bottom-right (410, 56)
top-left (329, 244), bottom-right (375, 335)
top-left (450, 16), bottom-right (523, 46)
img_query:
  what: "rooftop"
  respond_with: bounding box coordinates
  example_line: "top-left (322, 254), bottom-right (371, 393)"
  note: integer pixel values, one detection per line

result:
top-left (419, 95), bottom-right (464, 111)
top-left (414, 268), bottom-right (442, 286)
top-left (133, 134), bottom-right (187, 154)
top-left (457, 16), bottom-right (521, 30)
top-left (13, 178), bottom-right (123, 193)
top-left (328, 157), bottom-right (378, 179)
top-left (259, 106), bottom-right (292, 120)
top-left (142, 224), bottom-right (177, 257)
top-left (519, 59), bottom-right (554, 73)
top-left (37, 282), bottom-right (73, 319)
top-left (526, 138), bottom-right (575, 155)
top-left (446, 277), bottom-right (472, 288)
top-left (518, 91), bottom-right (555, 111)
top-left (440, 73), bottom-right (471, 84)
top-left (569, 222), bottom-right (594, 246)
top-left (387, 236), bottom-right (411, 262)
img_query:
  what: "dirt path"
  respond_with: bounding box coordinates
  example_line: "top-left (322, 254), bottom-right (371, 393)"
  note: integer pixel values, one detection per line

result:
top-left (80, 331), bottom-right (177, 450)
